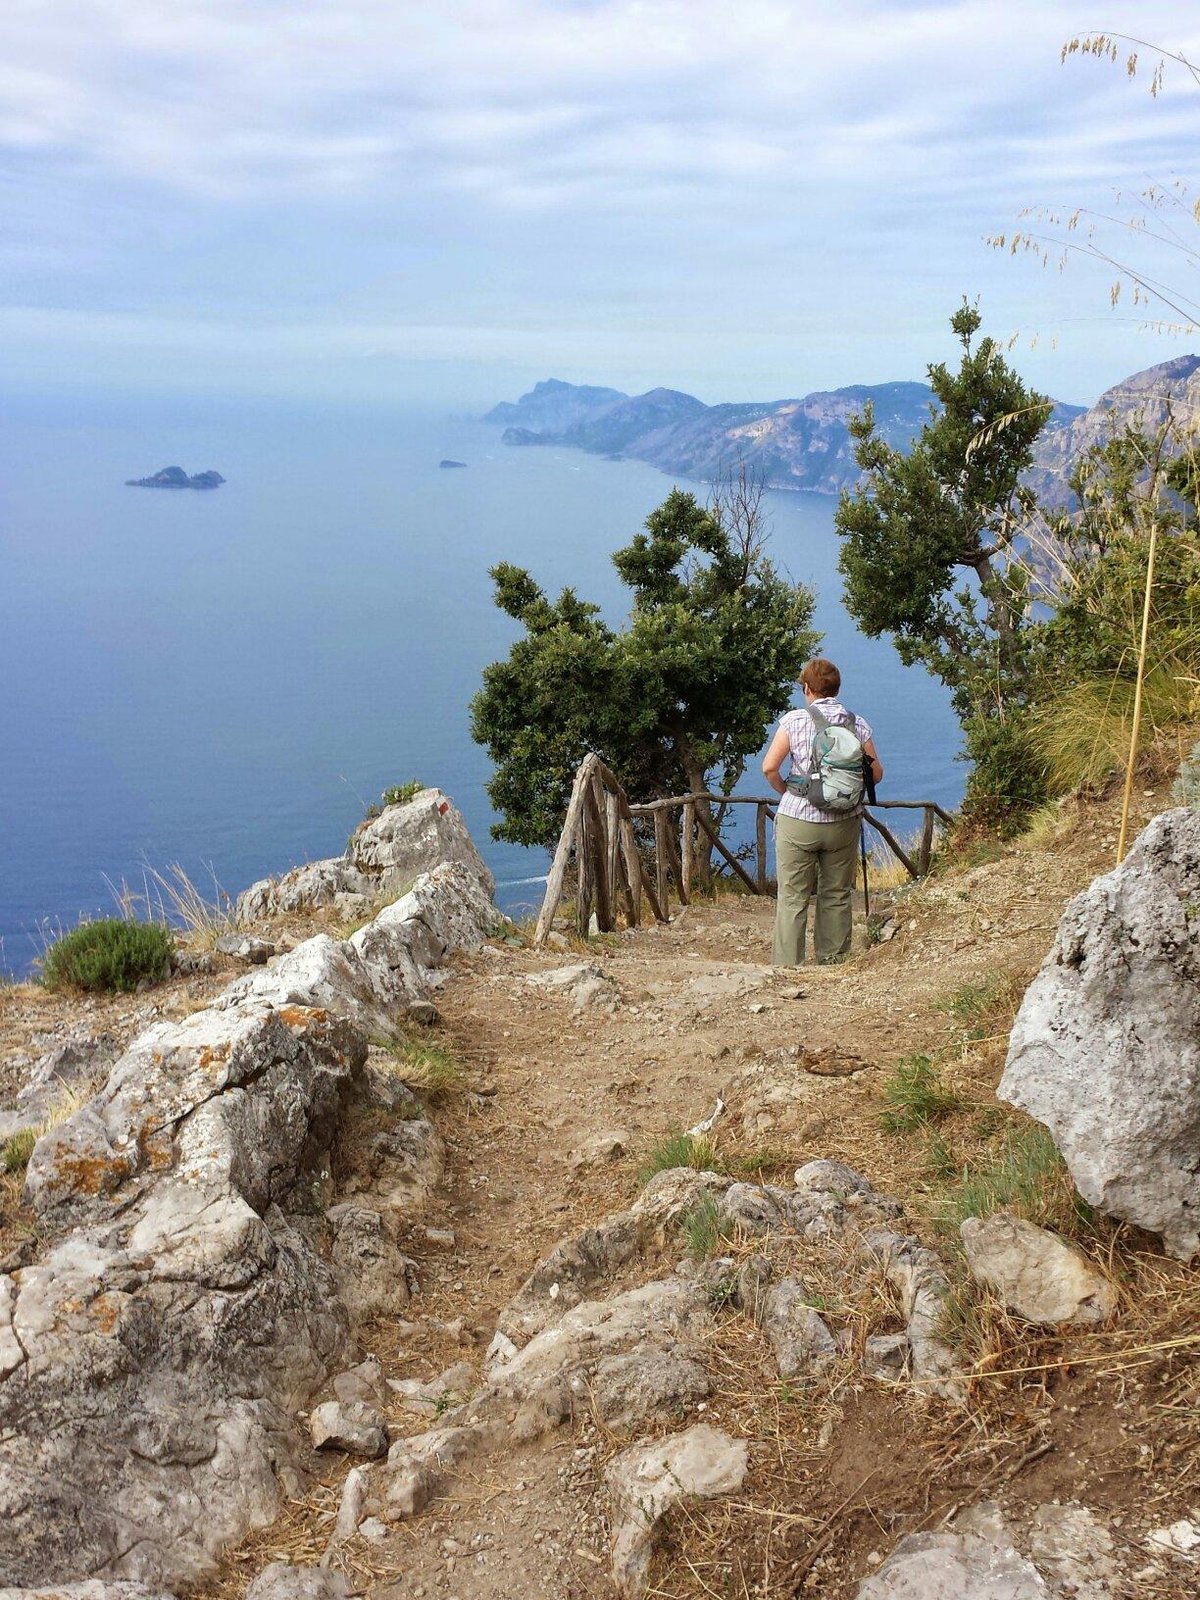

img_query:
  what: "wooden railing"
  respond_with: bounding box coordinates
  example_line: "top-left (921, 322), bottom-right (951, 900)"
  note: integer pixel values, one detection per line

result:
top-left (532, 754), bottom-right (953, 945)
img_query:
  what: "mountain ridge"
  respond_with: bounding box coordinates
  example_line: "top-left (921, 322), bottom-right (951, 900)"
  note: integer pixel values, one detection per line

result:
top-left (483, 364), bottom-right (1197, 499)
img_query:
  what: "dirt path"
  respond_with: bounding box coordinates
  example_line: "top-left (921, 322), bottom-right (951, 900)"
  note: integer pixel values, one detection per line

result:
top-left (208, 791), bottom-right (1198, 1599)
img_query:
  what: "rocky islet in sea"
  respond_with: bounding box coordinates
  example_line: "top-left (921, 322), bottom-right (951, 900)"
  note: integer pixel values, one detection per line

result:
top-left (124, 465), bottom-right (226, 490)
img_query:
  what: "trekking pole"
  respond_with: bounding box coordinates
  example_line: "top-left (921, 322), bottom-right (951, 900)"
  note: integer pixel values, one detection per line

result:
top-left (860, 823), bottom-right (871, 921)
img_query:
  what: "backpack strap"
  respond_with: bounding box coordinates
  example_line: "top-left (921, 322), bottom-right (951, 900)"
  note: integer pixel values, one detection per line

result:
top-left (803, 703), bottom-right (829, 783)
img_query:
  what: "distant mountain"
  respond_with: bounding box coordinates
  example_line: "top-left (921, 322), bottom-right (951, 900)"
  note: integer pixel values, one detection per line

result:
top-left (485, 378), bottom-right (1088, 496)
top-left (1027, 353), bottom-right (1200, 506)
top-left (484, 379), bottom-right (627, 434)
top-left (125, 466), bottom-right (225, 490)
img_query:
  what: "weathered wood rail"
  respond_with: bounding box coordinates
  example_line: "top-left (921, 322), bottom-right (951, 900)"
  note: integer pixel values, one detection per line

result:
top-left (532, 753), bottom-right (953, 945)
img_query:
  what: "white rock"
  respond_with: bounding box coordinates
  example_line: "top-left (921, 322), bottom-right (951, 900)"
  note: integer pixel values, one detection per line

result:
top-left (999, 810), bottom-right (1200, 1259)
top-left (1148, 1518), bottom-right (1200, 1558)
top-left (960, 1214), bottom-right (1117, 1327)
top-left (606, 1424), bottom-right (748, 1597)
top-left (760, 1279), bottom-right (837, 1378)
top-left (348, 789), bottom-right (494, 898)
top-left (0, 1588), bottom-right (174, 1600)
top-left (568, 1129), bottom-right (630, 1171)
top-left (309, 1400), bottom-right (388, 1459)
top-left (237, 788), bottom-right (492, 919)
top-left (324, 1464), bottom-right (370, 1553)
top-left (857, 1527), bottom-right (1049, 1598)
top-left (525, 963), bottom-right (618, 1013)
top-left (237, 857), bottom-right (375, 920)
top-left (1027, 1502), bottom-right (1119, 1593)
top-left (245, 1564), bottom-right (351, 1600)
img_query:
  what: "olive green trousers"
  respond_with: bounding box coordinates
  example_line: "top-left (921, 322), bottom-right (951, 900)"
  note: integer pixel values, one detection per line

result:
top-left (772, 812), bottom-right (861, 966)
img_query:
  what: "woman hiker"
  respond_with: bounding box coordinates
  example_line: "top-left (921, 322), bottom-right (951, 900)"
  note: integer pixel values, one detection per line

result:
top-left (762, 657), bottom-right (884, 966)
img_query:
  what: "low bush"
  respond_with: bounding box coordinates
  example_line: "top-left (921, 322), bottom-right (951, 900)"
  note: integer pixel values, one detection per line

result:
top-left (936, 1124), bottom-right (1093, 1238)
top-left (40, 918), bottom-right (173, 993)
top-left (681, 1191), bottom-right (725, 1260)
top-left (390, 1040), bottom-right (466, 1097)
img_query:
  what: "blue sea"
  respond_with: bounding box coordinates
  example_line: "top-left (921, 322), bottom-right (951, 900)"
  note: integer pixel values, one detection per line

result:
top-left (0, 390), bottom-right (963, 977)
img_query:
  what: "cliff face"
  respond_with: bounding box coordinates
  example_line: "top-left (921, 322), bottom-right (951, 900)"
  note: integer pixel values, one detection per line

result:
top-left (1027, 353), bottom-right (1200, 506)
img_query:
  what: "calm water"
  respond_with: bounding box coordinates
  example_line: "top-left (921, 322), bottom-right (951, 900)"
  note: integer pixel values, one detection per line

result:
top-left (0, 391), bottom-right (963, 976)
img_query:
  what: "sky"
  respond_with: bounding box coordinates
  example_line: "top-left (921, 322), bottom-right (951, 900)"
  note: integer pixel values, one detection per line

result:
top-left (4, 0), bottom-right (1200, 410)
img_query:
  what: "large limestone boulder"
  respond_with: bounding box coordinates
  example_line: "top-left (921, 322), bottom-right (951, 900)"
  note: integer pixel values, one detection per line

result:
top-left (1, 1003), bottom-right (359, 1586)
top-left (220, 862), bottom-right (497, 1041)
top-left (999, 810), bottom-right (1200, 1259)
top-left (349, 789), bottom-right (493, 900)
top-left (236, 789), bottom-right (493, 920)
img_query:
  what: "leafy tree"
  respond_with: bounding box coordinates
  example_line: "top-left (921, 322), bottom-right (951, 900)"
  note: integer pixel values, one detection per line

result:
top-left (835, 302), bottom-right (1053, 823)
top-left (471, 483), bottom-right (820, 848)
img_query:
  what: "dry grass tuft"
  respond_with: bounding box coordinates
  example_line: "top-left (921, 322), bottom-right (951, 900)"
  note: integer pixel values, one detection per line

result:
top-left (108, 860), bottom-right (242, 949)
top-left (637, 1132), bottom-right (725, 1185)
top-left (386, 1039), bottom-right (468, 1098)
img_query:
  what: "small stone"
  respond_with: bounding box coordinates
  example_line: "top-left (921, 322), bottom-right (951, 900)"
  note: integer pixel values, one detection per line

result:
top-left (214, 933), bottom-right (277, 964)
top-left (424, 1227), bottom-right (456, 1248)
top-left (606, 1424), bottom-right (748, 1596)
top-left (246, 1564), bottom-right (351, 1600)
top-left (309, 1400), bottom-right (388, 1459)
top-left (760, 1280), bottom-right (837, 1378)
top-left (406, 999), bottom-right (441, 1026)
top-left (568, 1129), bottom-right (631, 1171)
top-left (333, 1356), bottom-right (388, 1407)
top-left (961, 1213), bottom-right (1117, 1327)
top-left (863, 1333), bottom-right (909, 1382)
top-left (359, 1516), bottom-right (388, 1541)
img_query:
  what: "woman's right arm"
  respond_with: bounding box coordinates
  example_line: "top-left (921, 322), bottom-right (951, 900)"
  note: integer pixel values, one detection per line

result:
top-left (762, 725), bottom-right (791, 796)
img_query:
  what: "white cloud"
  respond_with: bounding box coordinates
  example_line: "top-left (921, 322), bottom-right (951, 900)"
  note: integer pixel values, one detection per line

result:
top-left (2, 0), bottom-right (1198, 207)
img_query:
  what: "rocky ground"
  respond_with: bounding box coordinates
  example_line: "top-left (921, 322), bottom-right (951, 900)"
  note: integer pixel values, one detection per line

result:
top-left (1, 774), bottom-right (1197, 1599)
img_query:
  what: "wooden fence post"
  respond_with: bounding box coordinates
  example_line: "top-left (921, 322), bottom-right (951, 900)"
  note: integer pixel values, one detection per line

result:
top-left (653, 809), bottom-right (672, 920)
top-left (680, 800), bottom-right (695, 904)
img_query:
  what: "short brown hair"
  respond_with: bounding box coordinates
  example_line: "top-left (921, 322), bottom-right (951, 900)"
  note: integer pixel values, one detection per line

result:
top-left (800, 658), bottom-right (841, 697)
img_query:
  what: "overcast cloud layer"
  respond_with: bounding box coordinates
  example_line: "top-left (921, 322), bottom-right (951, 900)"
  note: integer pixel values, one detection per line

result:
top-left (4, 0), bottom-right (1200, 405)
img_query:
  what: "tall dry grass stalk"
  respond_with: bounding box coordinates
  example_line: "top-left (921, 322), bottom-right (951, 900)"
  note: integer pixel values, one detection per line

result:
top-left (107, 860), bottom-right (242, 948)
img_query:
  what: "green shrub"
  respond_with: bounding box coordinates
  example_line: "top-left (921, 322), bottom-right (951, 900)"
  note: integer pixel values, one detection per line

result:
top-left (382, 780), bottom-right (425, 808)
top-left (389, 1040), bottom-right (466, 1097)
top-left (40, 918), bottom-right (174, 993)
top-left (879, 1054), bottom-right (963, 1133)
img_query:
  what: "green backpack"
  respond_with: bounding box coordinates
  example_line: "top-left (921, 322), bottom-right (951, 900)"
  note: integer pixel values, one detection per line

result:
top-left (785, 705), bottom-right (867, 812)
